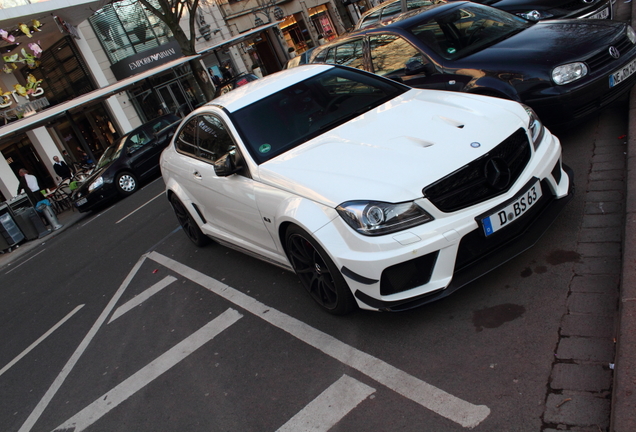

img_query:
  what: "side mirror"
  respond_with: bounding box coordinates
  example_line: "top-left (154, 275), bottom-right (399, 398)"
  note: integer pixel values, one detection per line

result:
top-left (405, 58), bottom-right (427, 75)
top-left (213, 152), bottom-right (241, 177)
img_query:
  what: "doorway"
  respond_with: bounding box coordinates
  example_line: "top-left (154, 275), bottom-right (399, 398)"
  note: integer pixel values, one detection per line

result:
top-left (156, 80), bottom-right (192, 117)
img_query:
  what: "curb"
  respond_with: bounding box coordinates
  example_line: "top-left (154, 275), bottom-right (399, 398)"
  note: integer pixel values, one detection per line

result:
top-left (610, 1), bottom-right (636, 430)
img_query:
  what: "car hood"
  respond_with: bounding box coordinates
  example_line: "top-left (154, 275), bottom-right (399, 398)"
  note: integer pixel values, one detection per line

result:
top-left (461, 20), bottom-right (623, 67)
top-left (256, 90), bottom-right (528, 207)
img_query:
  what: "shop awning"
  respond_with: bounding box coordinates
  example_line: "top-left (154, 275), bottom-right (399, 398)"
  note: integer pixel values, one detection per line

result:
top-left (0, 54), bottom-right (200, 140)
top-left (197, 21), bottom-right (283, 56)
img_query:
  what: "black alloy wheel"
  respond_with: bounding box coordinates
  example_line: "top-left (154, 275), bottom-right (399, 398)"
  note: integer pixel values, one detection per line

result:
top-left (285, 225), bottom-right (356, 315)
top-left (170, 195), bottom-right (210, 247)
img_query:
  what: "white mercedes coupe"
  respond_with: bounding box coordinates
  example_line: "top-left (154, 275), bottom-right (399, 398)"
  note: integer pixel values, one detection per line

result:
top-left (161, 64), bottom-right (573, 314)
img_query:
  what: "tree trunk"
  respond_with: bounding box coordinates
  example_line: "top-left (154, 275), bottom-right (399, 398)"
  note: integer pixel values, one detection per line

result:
top-left (190, 58), bottom-right (216, 102)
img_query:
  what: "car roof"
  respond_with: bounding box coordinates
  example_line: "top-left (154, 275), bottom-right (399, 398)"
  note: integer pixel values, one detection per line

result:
top-left (203, 64), bottom-right (335, 113)
top-left (362, 1), bottom-right (467, 31)
top-left (311, 1), bottom-right (466, 61)
top-left (357, 0), bottom-right (446, 28)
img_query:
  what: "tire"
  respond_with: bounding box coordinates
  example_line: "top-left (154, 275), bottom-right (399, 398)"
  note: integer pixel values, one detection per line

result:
top-left (115, 172), bottom-right (138, 196)
top-left (170, 195), bottom-right (210, 247)
top-left (285, 225), bottom-right (357, 315)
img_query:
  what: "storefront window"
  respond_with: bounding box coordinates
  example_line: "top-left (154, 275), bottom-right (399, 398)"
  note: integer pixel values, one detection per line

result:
top-left (128, 63), bottom-right (204, 122)
top-left (89, 0), bottom-right (173, 64)
top-left (281, 13), bottom-right (315, 54)
top-left (308, 5), bottom-right (338, 42)
top-left (51, 104), bottom-right (119, 167)
top-left (1, 136), bottom-right (55, 190)
top-left (27, 36), bottom-right (94, 106)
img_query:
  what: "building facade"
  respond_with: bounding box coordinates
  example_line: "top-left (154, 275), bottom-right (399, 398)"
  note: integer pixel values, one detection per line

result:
top-left (0, 0), bottom-right (353, 201)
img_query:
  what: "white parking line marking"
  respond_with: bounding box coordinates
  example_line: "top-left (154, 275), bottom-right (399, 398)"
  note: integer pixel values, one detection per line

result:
top-left (51, 308), bottom-right (242, 432)
top-left (19, 255), bottom-right (149, 432)
top-left (276, 375), bottom-right (375, 432)
top-left (0, 305), bottom-right (84, 377)
top-left (108, 276), bottom-right (177, 324)
top-left (116, 191), bottom-right (164, 224)
top-left (149, 252), bottom-right (491, 428)
top-left (4, 249), bottom-right (46, 275)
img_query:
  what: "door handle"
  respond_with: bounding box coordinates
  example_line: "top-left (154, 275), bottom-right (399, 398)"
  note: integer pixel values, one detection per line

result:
top-left (193, 171), bottom-right (202, 180)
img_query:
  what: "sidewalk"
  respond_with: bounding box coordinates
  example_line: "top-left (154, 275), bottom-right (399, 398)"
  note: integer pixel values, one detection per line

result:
top-left (611, 1), bottom-right (636, 430)
top-left (0, 207), bottom-right (86, 270)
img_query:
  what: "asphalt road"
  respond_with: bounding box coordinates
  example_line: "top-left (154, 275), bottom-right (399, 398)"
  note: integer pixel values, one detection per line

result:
top-left (0, 99), bottom-right (627, 432)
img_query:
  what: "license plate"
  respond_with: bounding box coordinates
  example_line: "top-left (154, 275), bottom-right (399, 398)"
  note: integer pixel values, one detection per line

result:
top-left (76, 197), bottom-right (87, 207)
top-left (481, 180), bottom-right (542, 236)
top-left (609, 58), bottom-right (636, 88)
top-left (588, 7), bottom-right (609, 20)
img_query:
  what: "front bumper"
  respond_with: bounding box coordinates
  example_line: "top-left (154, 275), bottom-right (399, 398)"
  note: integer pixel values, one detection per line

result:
top-left (525, 46), bottom-right (636, 128)
top-left (72, 185), bottom-right (118, 213)
top-left (319, 133), bottom-right (572, 312)
top-left (355, 165), bottom-right (574, 311)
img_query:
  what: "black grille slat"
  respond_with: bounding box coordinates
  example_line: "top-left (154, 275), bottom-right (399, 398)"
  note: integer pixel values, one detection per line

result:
top-left (423, 129), bottom-right (531, 213)
top-left (586, 36), bottom-right (634, 71)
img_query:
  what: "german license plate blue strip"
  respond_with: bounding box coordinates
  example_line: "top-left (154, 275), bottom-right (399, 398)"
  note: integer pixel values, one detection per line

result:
top-left (481, 180), bottom-right (542, 236)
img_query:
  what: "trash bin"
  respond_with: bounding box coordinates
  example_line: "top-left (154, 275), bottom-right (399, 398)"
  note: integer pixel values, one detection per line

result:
top-left (36, 202), bottom-right (62, 230)
top-left (0, 212), bottom-right (25, 247)
top-left (13, 206), bottom-right (49, 240)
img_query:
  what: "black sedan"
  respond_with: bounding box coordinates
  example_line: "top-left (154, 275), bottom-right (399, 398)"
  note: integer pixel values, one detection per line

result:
top-left (310, 1), bottom-right (636, 127)
top-left (355, 0), bottom-right (612, 29)
top-left (72, 114), bottom-right (180, 212)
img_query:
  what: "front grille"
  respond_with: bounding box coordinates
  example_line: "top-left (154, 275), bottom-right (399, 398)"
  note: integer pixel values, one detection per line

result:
top-left (423, 129), bottom-right (531, 213)
top-left (454, 179), bottom-right (553, 272)
top-left (585, 36), bottom-right (634, 71)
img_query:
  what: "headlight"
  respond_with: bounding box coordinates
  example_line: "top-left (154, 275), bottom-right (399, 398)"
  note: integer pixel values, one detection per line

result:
top-left (337, 200), bottom-right (434, 236)
top-left (627, 26), bottom-right (636, 44)
top-left (88, 176), bottom-right (103, 192)
top-left (517, 10), bottom-right (553, 21)
top-left (522, 104), bottom-right (545, 150)
top-left (552, 62), bottom-right (588, 85)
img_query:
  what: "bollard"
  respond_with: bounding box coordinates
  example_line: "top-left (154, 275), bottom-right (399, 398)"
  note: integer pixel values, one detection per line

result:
top-left (37, 203), bottom-right (63, 231)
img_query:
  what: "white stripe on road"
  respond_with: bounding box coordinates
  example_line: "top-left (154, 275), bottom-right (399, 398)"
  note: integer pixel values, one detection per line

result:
top-left (0, 304), bottom-right (84, 377)
top-left (108, 276), bottom-right (177, 324)
top-left (277, 375), bottom-right (375, 432)
top-left (19, 255), bottom-right (149, 432)
top-left (116, 191), bottom-right (165, 224)
top-left (4, 249), bottom-right (46, 275)
top-left (52, 308), bottom-right (242, 432)
top-left (149, 251), bottom-right (491, 428)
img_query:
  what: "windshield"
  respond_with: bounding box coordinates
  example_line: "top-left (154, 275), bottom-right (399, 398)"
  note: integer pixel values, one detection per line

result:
top-left (96, 139), bottom-right (125, 169)
top-left (232, 67), bottom-right (408, 164)
top-left (409, 4), bottom-right (530, 60)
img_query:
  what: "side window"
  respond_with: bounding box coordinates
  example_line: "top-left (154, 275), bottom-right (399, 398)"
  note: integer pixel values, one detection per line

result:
top-left (127, 130), bottom-right (152, 153)
top-left (312, 49), bottom-right (328, 63)
top-left (175, 117), bottom-right (198, 157)
top-left (332, 40), bottom-right (366, 71)
top-left (369, 34), bottom-right (425, 77)
top-left (196, 115), bottom-right (234, 163)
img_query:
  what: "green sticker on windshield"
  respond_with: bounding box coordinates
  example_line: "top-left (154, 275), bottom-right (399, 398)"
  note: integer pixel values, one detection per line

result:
top-left (259, 144), bottom-right (271, 153)
top-left (447, 47), bottom-right (456, 54)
